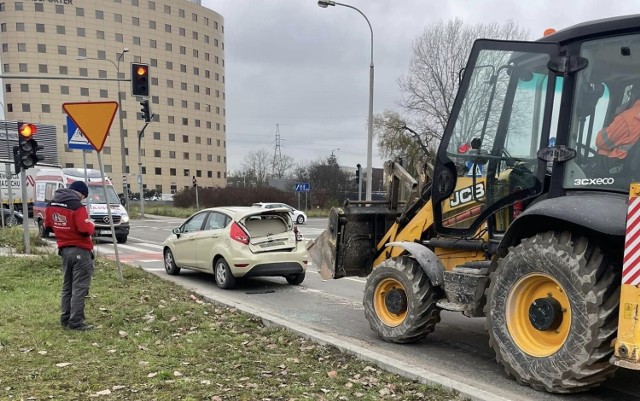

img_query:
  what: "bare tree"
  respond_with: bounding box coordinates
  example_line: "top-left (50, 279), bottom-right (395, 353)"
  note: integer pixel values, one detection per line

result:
top-left (272, 153), bottom-right (295, 179)
top-left (374, 18), bottom-right (529, 169)
top-left (242, 148), bottom-right (272, 187)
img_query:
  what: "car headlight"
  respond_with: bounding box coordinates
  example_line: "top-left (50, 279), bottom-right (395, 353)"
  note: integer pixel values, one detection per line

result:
top-left (121, 214), bottom-right (130, 223)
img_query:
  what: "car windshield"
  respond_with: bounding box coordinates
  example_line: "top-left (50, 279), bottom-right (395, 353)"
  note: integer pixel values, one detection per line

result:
top-left (84, 185), bottom-right (121, 204)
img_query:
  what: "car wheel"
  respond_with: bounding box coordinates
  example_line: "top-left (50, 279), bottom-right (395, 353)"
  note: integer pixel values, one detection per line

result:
top-left (38, 221), bottom-right (50, 238)
top-left (4, 214), bottom-right (20, 227)
top-left (116, 235), bottom-right (127, 244)
top-left (296, 215), bottom-right (305, 224)
top-left (214, 258), bottom-right (236, 289)
top-left (285, 271), bottom-right (305, 285)
top-left (163, 249), bottom-right (180, 275)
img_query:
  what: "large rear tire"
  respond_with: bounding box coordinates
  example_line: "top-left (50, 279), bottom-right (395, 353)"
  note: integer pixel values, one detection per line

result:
top-left (486, 231), bottom-right (619, 393)
top-left (363, 256), bottom-right (442, 344)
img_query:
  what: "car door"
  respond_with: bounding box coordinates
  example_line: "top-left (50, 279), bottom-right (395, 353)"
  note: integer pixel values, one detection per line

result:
top-left (195, 211), bottom-right (230, 270)
top-left (172, 212), bottom-right (208, 268)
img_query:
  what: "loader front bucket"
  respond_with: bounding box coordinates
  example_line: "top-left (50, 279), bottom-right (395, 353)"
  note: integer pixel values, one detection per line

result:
top-left (308, 205), bottom-right (393, 279)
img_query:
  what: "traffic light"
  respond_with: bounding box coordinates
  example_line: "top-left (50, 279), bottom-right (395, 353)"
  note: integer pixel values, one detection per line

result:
top-left (131, 62), bottom-right (150, 96)
top-left (140, 99), bottom-right (151, 122)
top-left (15, 122), bottom-right (44, 172)
top-left (355, 163), bottom-right (361, 185)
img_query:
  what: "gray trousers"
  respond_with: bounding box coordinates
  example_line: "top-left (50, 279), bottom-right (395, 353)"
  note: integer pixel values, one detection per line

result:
top-left (60, 247), bottom-right (94, 328)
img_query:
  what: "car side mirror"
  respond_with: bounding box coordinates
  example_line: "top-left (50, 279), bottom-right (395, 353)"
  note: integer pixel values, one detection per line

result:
top-left (172, 227), bottom-right (181, 238)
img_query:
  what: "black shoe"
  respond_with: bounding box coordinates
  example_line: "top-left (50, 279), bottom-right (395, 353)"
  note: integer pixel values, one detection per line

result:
top-left (69, 323), bottom-right (94, 331)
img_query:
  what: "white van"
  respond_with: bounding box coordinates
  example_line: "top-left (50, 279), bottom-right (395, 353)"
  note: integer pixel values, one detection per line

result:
top-left (33, 168), bottom-right (130, 243)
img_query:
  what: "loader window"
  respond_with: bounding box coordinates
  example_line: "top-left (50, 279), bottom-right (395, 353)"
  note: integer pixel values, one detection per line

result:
top-left (441, 48), bottom-right (552, 230)
top-left (566, 33), bottom-right (640, 192)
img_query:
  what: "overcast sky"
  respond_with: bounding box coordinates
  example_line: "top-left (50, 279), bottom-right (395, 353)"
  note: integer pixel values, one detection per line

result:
top-left (203, 0), bottom-right (639, 173)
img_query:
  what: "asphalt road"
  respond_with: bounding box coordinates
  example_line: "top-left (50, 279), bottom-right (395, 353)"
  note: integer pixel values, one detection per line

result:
top-left (77, 216), bottom-right (640, 401)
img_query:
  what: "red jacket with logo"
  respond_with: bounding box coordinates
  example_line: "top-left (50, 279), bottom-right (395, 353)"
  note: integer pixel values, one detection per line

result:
top-left (45, 188), bottom-right (95, 251)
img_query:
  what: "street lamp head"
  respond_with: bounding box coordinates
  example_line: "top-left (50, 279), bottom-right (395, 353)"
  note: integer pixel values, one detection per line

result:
top-left (123, 48), bottom-right (130, 53)
top-left (318, 1), bottom-right (335, 8)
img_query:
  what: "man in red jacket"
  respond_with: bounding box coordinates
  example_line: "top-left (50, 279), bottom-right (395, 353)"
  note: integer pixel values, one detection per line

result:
top-left (45, 181), bottom-right (96, 331)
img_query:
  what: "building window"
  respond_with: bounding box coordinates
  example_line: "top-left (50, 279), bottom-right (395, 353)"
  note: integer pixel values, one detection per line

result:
top-left (150, 39), bottom-right (156, 48)
top-left (180, 64), bottom-right (186, 73)
top-left (57, 26), bottom-right (65, 34)
top-left (148, 1), bottom-right (155, 10)
top-left (165, 24), bottom-right (171, 33)
top-left (166, 80), bottom-right (173, 88)
top-left (179, 9), bottom-right (185, 18)
top-left (99, 89), bottom-right (108, 98)
top-left (97, 50), bottom-right (106, 59)
top-left (183, 153), bottom-right (190, 160)
top-left (96, 10), bottom-right (104, 19)
top-left (20, 84), bottom-right (28, 92)
top-left (149, 20), bottom-right (156, 29)
top-left (103, 146), bottom-right (111, 154)
top-left (154, 150), bottom-right (161, 157)
top-left (59, 66), bottom-right (68, 75)
top-left (37, 44), bottom-right (46, 53)
top-left (80, 88), bottom-right (89, 96)
top-left (133, 37), bottom-right (140, 45)
top-left (164, 4), bottom-right (171, 14)
top-left (34, 3), bottom-right (43, 12)
top-left (104, 165), bottom-right (112, 173)
top-left (180, 46), bottom-right (186, 55)
top-left (192, 31), bottom-right (198, 40)
top-left (115, 33), bottom-right (123, 42)
top-left (153, 132), bottom-right (160, 140)
top-left (114, 14), bottom-right (122, 23)
top-left (155, 168), bottom-right (162, 175)
top-left (168, 116), bottom-right (174, 124)
top-left (181, 82), bottom-right (187, 90)
top-left (167, 98), bottom-right (174, 106)
top-left (78, 48), bottom-right (86, 57)
top-left (55, 5), bottom-right (63, 14)
top-left (38, 64), bottom-right (47, 73)
top-left (57, 45), bottom-right (67, 55)
top-left (183, 169), bottom-right (189, 176)
top-left (22, 104), bottom-right (31, 112)
top-left (61, 86), bottom-right (69, 95)
top-left (193, 49), bottom-right (199, 58)
top-left (132, 17), bottom-right (139, 26)
top-left (166, 61), bottom-right (173, 70)
top-left (168, 133), bottom-right (175, 141)
top-left (179, 27), bottom-right (185, 36)
top-left (169, 168), bottom-right (177, 176)
top-left (40, 84), bottom-right (49, 93)
top-left (35, 23), bottom-right (44, 33)
top-left (169, 151), bottom-right (176, 159)
top-left (77, 28), bottom-right (85, 37)
top-left (208, 171), bottom-right (212, 178)
top-left (207, 155), bottom-right (212, 162)
top-left (97, 30), bottom-right (105, 40)
top-left (204, 35), bottom-right (209, 44)
top-left (17, 43), bottom-right (26, 52)
top-left (165, 43), bottom-right (172, 52)
top-left (79, 67), bottom-right (88, 77)
top-left (182, 118), bottom-right (188, 126)
top-left (76, 7), bottom-right (84, 16)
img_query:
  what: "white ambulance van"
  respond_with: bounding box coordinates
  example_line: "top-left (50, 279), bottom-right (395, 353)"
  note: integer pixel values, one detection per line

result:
top-left (33, 168), bottom-right (130, 243)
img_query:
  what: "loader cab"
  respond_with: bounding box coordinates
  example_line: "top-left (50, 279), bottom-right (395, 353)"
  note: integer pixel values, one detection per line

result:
top-left (431, 22), bottom-right (640, 238)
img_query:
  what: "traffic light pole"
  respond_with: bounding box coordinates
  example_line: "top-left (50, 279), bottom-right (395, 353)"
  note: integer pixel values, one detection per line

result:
top-left (137, 122), bottom-right (151, 218)
top-left (20, 170), bottom-right (29, 254)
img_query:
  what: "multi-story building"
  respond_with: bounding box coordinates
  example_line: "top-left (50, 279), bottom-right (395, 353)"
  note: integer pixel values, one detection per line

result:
top-left (0, 0), bottom-right (226, 197)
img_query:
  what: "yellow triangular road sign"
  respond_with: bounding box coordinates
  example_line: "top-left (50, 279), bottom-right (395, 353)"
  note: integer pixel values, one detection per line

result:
top-left (62, 101), bottom-right (119, 152)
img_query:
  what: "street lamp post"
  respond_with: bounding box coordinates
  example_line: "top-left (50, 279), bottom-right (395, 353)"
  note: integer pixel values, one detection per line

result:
top-left (76, 48), bottom-right (129, 207)
top-left (318, 0), bottom-right (374, 201)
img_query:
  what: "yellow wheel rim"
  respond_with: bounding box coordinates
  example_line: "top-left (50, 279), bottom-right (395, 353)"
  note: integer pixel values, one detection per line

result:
top-left (506, 273), bottom-right (571, 357)
top-left (373, 278), bottom-right (407, 327)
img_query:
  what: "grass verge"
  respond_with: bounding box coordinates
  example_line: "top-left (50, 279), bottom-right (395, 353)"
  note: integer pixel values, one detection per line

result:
top-left (0, 255), bottom-right (463, 401)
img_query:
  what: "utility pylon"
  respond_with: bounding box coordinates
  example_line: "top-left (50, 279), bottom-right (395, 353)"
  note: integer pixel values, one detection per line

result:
top-left (272, 124), bottom-right (283, 178)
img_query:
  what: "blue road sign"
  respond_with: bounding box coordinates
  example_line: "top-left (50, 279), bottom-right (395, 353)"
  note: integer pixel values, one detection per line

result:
top-left (66, 116), bottom-right (94, 150)
top-left (295, 183), bottom-right (310, 192)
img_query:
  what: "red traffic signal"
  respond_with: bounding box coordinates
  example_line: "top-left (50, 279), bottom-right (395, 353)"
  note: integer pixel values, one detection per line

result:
top-left (18, 122), bottom-right (37, 138)
top-left (131, 62), bottom-right (150, 97)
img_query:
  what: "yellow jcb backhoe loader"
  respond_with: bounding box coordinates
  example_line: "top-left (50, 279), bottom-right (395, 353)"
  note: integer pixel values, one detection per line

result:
top-left (309, 14), bottom-right (640, 393)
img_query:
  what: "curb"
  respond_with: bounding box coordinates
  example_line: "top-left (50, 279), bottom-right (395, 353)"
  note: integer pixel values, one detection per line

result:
top-left (196, 290), bottom-right (510, 401)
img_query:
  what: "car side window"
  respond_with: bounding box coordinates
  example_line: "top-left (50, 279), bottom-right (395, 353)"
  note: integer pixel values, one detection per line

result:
top-left (182, 212), bottom-right (207, 233)
top-left (205, 212), bottom-right (229, 230)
